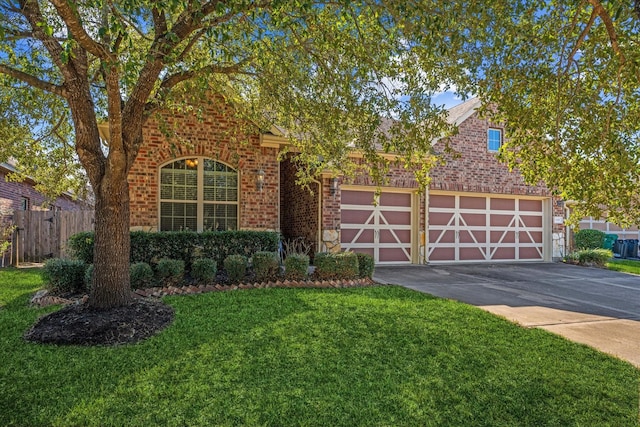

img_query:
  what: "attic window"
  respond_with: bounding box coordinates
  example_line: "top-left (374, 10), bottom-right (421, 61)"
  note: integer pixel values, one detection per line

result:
top-left (159, 157), bottom-right (238, 232)
top-left (488, 128), bottom-right (502, 152)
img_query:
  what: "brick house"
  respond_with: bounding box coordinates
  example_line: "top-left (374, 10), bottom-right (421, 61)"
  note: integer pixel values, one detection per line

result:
top-left (0, 161), bottom-right (91, 219)
top-left (126, 97), bottom-right (567, 264)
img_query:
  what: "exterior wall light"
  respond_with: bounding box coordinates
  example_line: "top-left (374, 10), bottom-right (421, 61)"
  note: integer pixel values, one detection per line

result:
top-left (256, 169), bottom-right (265, 192)
top-left (330, 177), bottom-right (339, 196)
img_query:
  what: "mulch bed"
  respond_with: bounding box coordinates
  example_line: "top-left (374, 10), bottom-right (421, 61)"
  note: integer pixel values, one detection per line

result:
top-left (24, 299), bottom-right (174, 346)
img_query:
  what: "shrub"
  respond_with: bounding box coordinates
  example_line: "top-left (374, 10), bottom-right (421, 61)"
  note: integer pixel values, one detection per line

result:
top-left (253, 251), bottom-right (280, 282)
top-left (155, 258), bottom-right (185, 281)
top-left (42, 258), bottom-right (87, 293)
top-left (191, 258), bottom-right (217, 282)
top-left (130, 262), bottom-right (155, 289)
top-left (575, 249), bottom-right (613, 267)
top-left (67, 230), bottom-right (280, 268)
top-left (574, 229), bottom-right (605, 250)
top-left (84, 264), bottom-right (94, 290)
top-left (356, 253), bottom-right (375, 278)
top-left (284, 253), bottom-right (309, 280)
top-left (66, 231), bottom-right (95, 264)
top-left (314, 251), bottom-right (359, 280)
top-left (224, 254), bottom-right (248, 282)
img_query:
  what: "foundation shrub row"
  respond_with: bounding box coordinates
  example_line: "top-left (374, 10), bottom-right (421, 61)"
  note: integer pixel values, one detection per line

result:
top-left (43, 232), bottom-right (376, 293)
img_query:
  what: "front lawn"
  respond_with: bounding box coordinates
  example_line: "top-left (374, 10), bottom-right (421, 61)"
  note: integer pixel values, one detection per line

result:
top-left (1, 268), bottom-right (638, 426)
top-left (607, 259), bottom-right (640, 275)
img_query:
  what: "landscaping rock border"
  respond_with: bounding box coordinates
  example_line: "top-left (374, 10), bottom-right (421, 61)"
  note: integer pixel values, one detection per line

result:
top-left (31, 278), bottom-right (378, 307)
top-left (133, 277), bottom-right (377, 297)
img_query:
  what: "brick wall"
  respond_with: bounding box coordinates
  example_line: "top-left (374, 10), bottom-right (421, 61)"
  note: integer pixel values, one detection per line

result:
top-left (430, 113), bottom-right (550, 197)
top-left (280, 157), bottom-right (319, 250)
top-left (129, 101), bottom-right (279, 231)
top-left (0, 169), bottom-right (89, 218)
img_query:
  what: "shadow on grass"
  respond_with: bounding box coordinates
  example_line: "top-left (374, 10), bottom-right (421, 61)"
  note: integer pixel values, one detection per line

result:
top-left (0, 285), bottom-right (638, 426)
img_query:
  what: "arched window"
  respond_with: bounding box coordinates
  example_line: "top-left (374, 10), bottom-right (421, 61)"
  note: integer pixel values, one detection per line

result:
top-left (159, 158), bottom-right (238, 231)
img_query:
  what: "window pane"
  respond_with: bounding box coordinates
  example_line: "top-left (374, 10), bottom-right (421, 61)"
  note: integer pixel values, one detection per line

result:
top-left (160, 202), bottom-right (197, 231)
top-left (203, 203), bottom-right (238, 231)
top-left (488, 129), bottom-right (502, 151)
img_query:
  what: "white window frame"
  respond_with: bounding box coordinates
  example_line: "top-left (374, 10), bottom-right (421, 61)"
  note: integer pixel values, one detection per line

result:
top-left (158, 157), bottom-right (239, 232)
top-left (487, 128), bottom-right (503, 152)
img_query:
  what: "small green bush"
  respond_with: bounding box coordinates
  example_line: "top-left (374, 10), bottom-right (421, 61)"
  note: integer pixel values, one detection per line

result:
top-left (284, 253), bottom-right (309, 280)
top-left (314, 252), bottom-right (359, 280)
top-left (42, 258), bottom-right (87, 293)
top-left (67, 231), bottom-right (94, 264)
top-left (130, 262), bottom-right (155, 289)
top-left (253, 251), bottom-right (280, 282)
top-left (224, 254), bottom-right (248, 282)
top-left (191, 258), bottom-right (217, 281)
top-left (574, 229), bottom-right (605, 250)
top-left (155, 258), bottom-right (185, 281)
top-left (575, 248), bottom-right (613, 267)
top-left (356, 253), bottom-right (375, 278)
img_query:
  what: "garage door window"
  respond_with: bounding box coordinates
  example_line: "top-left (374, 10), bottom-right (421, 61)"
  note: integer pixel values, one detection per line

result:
top-left (160, 158), bottom-right (238, 231)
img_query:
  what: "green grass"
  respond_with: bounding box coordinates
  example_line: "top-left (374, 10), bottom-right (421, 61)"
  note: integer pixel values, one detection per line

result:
top-left (607, 259), bottom-right (640, 275)
top-left (1, 268), bottom-right (638, 426)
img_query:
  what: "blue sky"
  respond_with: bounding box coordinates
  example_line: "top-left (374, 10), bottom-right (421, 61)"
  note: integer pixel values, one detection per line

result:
top-left (433, 91), bottom-right (465, 109)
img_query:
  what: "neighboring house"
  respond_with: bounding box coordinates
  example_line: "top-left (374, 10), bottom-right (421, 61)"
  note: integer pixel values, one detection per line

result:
top-left (0, 161), bottom-right (91, 219)
top-left (126, 97), bottom-right (567, 265)
top-left (0, 161), bottom-right (93, 265)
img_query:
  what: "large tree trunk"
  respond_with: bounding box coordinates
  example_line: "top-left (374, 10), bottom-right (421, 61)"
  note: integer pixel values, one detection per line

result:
top-left (89, 172), bottom-right (132, 309)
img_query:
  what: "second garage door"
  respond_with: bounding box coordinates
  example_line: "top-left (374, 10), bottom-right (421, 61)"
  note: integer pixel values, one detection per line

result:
top-left (428, 193), bottom-right (546, 262)
top-left (340, 189), bottom-right (414, 264)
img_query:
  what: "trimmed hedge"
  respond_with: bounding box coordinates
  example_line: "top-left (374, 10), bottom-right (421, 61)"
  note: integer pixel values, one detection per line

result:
top-left (224, 254), bottom-right (248, 282)
top-left (356, 253), bottom-right (375, 279)
top-left (284, 253), bottom-right (309, 280)
top-left (253, 251), bottom-right (280, 282)
top-left (574, 229), bottom-right (605, 250)
top-left (67, 230), bottom-right (280, 268)
top-left (314, 252), bottom-right (359, 280)
top-left (42, 258), bottom-right (87, 293)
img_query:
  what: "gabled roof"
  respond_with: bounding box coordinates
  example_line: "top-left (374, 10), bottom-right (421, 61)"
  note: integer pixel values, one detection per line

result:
top-left (446, 97), bottom-right (481, 126)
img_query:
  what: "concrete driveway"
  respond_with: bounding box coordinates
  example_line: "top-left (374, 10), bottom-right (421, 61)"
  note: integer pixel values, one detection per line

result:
top-left (374, 262), bottom-right (640, 368)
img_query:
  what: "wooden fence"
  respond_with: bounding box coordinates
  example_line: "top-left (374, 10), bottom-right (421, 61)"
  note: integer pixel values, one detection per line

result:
top-left (10, 210), bottom-right (94, 264)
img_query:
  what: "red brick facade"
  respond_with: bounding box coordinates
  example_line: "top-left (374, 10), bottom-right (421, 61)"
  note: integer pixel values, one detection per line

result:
top-left (129, 102), bottom-right (279, 231)
top-left (280, 157), bottom-right (320, 250)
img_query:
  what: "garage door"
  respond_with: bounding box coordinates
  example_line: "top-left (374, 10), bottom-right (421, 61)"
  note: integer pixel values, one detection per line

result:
top-left (341, 190), bottom-right (413, 264)
top-left (428, 193), bottom-right (545, 262)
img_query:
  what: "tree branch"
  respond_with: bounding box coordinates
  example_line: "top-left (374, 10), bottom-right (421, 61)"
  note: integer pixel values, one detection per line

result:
top-left (0, 64), bottom-right (67, 97)
top-left (159, 58), bottom-right (254, 91)
top-left (564, 4), bottom-right (596, 74)
top-left (20, 0), bottom-right (69, 76)
top-left (49, 0), bottom-right (113, 60)
top-left (588, 0), bottom-right (640, 83)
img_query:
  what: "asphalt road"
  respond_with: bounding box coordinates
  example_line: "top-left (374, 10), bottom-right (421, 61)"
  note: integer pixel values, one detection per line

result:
top-left (373, 262), bottom-right (640, 321)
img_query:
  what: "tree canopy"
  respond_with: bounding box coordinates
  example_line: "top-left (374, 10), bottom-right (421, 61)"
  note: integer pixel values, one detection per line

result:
top-left (452, 0), bottom-right (640, 226)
